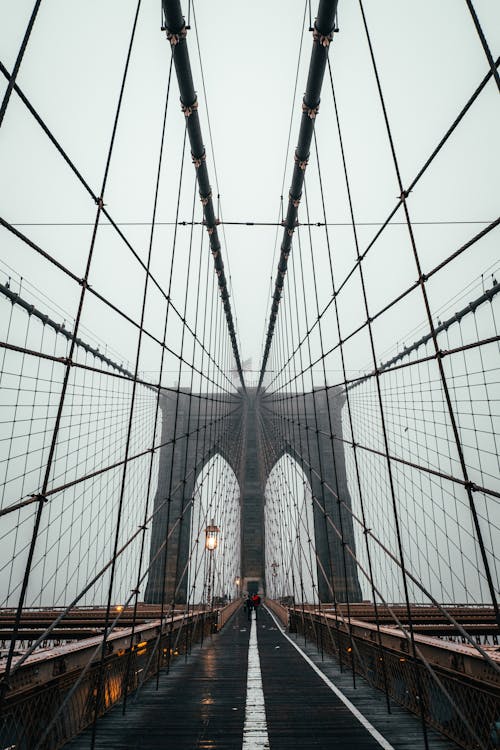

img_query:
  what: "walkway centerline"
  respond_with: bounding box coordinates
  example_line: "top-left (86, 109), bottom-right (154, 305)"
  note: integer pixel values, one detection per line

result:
top-left (242, 611), bottom-right (270, 749)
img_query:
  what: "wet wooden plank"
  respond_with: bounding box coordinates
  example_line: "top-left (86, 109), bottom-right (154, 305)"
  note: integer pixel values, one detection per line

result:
top-left (265, 609), bottom-right (460, 750)
top-left (67, 611), bottom-right (250, 750)
top-left (67, 608), bottom-right (461, 750)
top-left (258, 609), bottom-right (385, 749)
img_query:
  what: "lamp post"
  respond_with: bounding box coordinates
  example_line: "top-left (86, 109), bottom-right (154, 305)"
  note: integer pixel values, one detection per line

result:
top-left (205, 521), bottom-right (219, 608)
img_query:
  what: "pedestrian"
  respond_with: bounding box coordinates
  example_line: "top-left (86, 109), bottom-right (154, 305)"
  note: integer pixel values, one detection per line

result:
top-left (244, 593), bottom-right (254, 621)
top-left (251, 593), bottom-right (261, 621)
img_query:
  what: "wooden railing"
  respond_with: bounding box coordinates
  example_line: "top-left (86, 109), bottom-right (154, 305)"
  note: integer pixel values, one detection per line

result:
top-left (287, 606), bottom-right (500, 750)
top-left (0, 602), bottom-right (239, 750)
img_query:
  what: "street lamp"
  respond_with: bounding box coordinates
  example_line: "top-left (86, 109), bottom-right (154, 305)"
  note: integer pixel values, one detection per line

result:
top-left (205, 523), bottom-right (220, 552)
top-left (205, 521), bottom-right (220, 607)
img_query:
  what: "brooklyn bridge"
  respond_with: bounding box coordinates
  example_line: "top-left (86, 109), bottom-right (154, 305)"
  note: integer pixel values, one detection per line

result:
top-left (0, 0), bottom-right (499, 748)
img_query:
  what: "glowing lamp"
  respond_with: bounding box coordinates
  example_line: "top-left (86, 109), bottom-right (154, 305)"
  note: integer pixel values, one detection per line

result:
top-left (205, 523), bottom-right (220, 551)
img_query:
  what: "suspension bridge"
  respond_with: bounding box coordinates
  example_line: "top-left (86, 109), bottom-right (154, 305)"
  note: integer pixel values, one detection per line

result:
top-left (0, 0), bottom-right (499, 748)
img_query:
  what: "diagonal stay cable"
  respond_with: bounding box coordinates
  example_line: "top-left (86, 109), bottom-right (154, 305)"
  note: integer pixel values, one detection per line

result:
top-left (464, 0), bottom-right (500, 91)
top-left (6, 420), bottom-right (237, 680)
top-left (0, 0), bottom-right (42, 127)
top-left (358, 0), bottom-right (499, 629)
top-left (263, 53), bottom-right (499, 393)
top-left (271, 423), bottom-right (500, 678)
top-left (0, 63), bottom-right (235, 391)
top-left (0, 0), bottom-right (144, 702)
top-left (266, 274), bottom-right (500, 394)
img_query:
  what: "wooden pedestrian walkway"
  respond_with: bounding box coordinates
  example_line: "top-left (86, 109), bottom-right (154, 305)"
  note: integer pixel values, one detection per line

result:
top-left (67, 606), bottom-right (460, 750)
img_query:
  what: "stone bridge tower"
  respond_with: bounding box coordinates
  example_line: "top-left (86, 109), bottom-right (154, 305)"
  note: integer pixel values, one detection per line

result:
top-left (144, 387), bottom-right (362, 604)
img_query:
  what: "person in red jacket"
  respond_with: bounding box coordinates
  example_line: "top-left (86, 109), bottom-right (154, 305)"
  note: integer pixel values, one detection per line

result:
top-left (251, 593), bottom-right (261, 620)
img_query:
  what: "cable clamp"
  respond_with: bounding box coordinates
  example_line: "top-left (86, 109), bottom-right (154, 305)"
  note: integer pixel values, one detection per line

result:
top-left (130, 588), bottom-right (140, 595)
top-left (192, 151), bottom-right (206, 169)
top-left (207, 226), bottom-right (215, 236)
top-left (313, 26), bottom-right (333, 47)
top-left (289, 192), bottom-right (301, 208)
top-left (200, 191), bottom-right (212, 206)
top-left (95, 196), bottom-right (105, 209)
top-left (182, 98), bottom-right (198, 118)
top-left (167, 26), bottom-right (187, 46)
top-left (287, 227), bottom-right (295, 237)
top-left (30, 493), bottom-right (48, 504)
top-left (294, 152), bottom-right (309, 171)
top-left (399, 188), bottom-right (411, 201)
top-left (363, 527), bottom-right (371, 535)
top-left (302, 100), bottom-right (320, 119)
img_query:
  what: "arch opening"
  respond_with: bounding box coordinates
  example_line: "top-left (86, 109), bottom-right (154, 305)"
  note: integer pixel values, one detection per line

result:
top-left (264, 454), bottom-right (318, 603)
top-left (187, 454), bottom-right (241, 605)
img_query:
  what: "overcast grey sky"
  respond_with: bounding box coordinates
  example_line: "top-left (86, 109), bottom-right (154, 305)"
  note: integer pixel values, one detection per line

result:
top-left (1, 0), bottom-right (499, 380)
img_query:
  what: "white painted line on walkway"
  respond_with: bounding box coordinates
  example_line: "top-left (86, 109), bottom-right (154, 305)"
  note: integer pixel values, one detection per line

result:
top-left (242, 612), bottom-right (270, 750)
top-left (265, 606), bottom-right (396, 750)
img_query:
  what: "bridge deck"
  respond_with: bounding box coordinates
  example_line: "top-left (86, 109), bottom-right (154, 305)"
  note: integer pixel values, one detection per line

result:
top-left (67, 607), bottom-right (459, 750)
